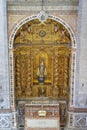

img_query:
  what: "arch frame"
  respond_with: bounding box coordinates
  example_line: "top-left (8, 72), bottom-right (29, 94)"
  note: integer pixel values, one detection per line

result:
top-left (9, 15), bottom-right (76, 109)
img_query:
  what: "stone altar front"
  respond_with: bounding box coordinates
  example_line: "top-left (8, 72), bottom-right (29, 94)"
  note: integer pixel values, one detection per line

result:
top-left (24, 100), bottom-right (60, 130)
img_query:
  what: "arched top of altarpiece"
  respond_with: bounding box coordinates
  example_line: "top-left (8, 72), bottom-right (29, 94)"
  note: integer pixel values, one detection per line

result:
top-left (9, 14), bottom-right (76, 49)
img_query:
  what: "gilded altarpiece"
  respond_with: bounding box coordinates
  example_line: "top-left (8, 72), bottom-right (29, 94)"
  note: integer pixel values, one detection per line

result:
top-left (14, 18), bottom-right (71, 100)
top-left (14, 45), bottom-right (70, 99)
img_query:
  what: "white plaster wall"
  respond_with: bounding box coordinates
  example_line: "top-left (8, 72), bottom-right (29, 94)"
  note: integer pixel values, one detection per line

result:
top-left (0, 0), bottom-right (10, 109)
top-left (77, 0), bottom-right (87, 107)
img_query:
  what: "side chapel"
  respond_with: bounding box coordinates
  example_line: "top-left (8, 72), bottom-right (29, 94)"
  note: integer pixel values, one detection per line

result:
top-left (0, 0), bottom-right (87, 130)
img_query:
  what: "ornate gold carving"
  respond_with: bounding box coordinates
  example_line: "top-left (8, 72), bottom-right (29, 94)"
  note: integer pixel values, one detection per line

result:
top-left (14, 45), bottom-right (70, 99)
top-left (14, 46), bottom-right (32, 98)
top-left (14, 19), bottom-right (71, 100)
top-left (39, 30), bottom-right (46, 37)
top-left (53, 86), bottom-right (59, 98)
top-left (53, 47), bottom-right (70, 98)
top-left (14, 19), bottom-right (71, 45)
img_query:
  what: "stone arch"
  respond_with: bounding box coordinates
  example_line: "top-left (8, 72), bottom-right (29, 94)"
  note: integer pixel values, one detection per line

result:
top-left (9, 15), bottom-right (76, 108)
top-left (9, 15), bottom-right (76, 49)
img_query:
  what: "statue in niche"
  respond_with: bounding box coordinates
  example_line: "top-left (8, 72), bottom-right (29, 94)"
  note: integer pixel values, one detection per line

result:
top-left (37, 58), bottom-right (47, 83)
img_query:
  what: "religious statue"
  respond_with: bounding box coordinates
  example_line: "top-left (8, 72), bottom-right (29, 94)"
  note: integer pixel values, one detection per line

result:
top-left (37, 58), bottom-right (47, 83)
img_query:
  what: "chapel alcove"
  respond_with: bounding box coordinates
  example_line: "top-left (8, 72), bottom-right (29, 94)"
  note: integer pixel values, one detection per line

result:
top-left (13, 18), bottom-right (71, 129)
top-left (14, 18), bottom-right (71, 100)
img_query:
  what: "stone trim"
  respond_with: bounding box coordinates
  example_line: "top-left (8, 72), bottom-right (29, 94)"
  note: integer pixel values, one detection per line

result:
top-left (68, 112), bottom-right (87, 129)
top-left (9, 15), bottom-right (76, 48)
top-left (0, 114), bottom-right (11, 129)
top-left (68, 107), bottom-right (87, 113)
